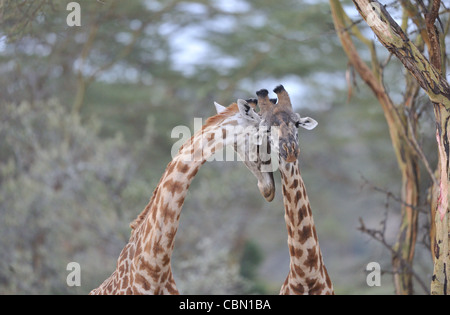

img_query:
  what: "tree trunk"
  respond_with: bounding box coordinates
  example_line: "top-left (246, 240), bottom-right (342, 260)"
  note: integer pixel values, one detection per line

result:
top-left (330, 0), bottom-right (420, 294)
top-left (432, 103), bottom-right (450, 294)
top-left (392, 138), bottom-right (419, 294)
top-left (351, 0), bottom-right (450, 295)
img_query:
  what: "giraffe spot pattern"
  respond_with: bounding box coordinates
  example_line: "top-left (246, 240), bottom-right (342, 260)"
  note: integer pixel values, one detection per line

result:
top-left (279, 162), bottom-right (334, 295)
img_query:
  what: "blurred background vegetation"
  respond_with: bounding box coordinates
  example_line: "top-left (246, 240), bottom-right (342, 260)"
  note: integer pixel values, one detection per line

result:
top-left (0, 0), bottom-right (444, 294)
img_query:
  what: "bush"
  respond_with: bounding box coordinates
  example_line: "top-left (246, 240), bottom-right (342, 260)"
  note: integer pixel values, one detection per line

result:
top-left (0, 100), bottom-right (134, 294)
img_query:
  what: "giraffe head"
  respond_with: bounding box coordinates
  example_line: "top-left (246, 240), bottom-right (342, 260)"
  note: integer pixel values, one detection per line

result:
top-left (213, 99), bottom-right (275, 202)
top-left (257, 85), bottom-right (317, 163)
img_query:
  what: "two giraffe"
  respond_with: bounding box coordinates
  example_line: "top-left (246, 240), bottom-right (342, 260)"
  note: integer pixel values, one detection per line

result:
top-left (90, 99), bottom-right (274, 294)
top-left (90, 85), bottom-right (333, 295)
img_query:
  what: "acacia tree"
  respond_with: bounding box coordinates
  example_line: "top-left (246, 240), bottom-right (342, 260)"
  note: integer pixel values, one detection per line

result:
top-left (332, 0), bottom-right (449, 294)
top-left (329, 0), bottom-right (423, 295)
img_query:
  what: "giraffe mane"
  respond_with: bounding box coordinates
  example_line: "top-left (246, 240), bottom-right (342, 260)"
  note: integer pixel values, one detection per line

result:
top-left (129, 172), bottom-right (163, 231)
top-left (177, 102), bottom-right (239, 153)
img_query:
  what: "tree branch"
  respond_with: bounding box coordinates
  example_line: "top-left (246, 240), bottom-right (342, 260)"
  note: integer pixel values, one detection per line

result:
top-left (358, 217), bottom-right (429, 293)
top-left (352, 0), bottom-right (450, 106)
top-left (360, 175), bottom-right (428, 214)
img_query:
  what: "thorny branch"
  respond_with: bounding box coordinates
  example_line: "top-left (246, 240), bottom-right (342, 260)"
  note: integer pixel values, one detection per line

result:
top-left (358, 218), bottom-right (429, 293)
top-left (360, 174), bottom-right (428, 214)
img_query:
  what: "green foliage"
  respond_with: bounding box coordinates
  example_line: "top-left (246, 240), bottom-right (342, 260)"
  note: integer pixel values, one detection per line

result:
top-left (239, 240), bottom-right (267, 294)
top-left (0, 100), bottom-right (136, 293)
top-left (0, 0), bottom-right (55, 42)
top-left (240, 241), bottom-right (264, 280)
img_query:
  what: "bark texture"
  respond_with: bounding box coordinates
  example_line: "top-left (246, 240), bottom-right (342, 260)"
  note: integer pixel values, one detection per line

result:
top-left (351, 0), bottom-right (449, 295)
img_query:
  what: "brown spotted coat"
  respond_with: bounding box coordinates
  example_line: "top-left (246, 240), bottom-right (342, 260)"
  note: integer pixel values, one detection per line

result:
top-left (279, 160), bottom-right (334, 295)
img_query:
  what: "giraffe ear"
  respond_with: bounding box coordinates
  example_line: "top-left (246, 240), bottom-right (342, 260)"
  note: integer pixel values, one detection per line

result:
top-left (294, 113), bottom-right (318, 130)
top-left (237, 99), bottom-right (261, 124)
top-left (214, 102), bottom-right (227, 114)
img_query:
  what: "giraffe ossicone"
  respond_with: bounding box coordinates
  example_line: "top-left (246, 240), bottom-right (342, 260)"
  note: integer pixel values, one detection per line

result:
top-left (256, 85), bottom-right (317, 163)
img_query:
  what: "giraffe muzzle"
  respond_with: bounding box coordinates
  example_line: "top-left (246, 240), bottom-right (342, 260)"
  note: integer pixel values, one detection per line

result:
top-left (262, 186), bottom-right (275, 202)
top-left (258, 171), bottom-right (275, 202)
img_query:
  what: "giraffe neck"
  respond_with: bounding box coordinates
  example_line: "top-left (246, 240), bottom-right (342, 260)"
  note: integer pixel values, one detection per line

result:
top-left (279, 160), bottom-right (334, 295)
top-left (90, 124), bottom-right (225, 295)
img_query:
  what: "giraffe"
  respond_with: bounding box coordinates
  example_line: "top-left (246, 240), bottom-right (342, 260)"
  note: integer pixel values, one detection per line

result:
top-left (255, 85), bottom-right (334, 295)
top-left (278, 159), bottom-right (334, 295)
top-left (89, 99), bottom-right (275, 295)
